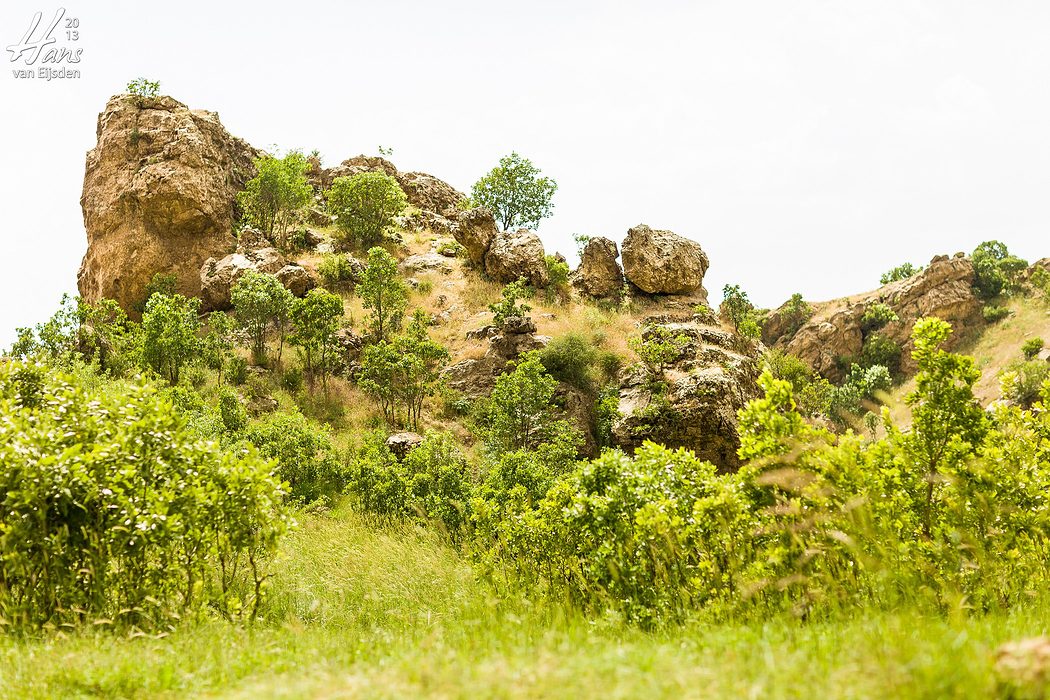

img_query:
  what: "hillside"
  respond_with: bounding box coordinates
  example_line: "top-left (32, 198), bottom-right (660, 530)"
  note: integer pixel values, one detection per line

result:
top-left (4, 91), bottom-right (1050, 700)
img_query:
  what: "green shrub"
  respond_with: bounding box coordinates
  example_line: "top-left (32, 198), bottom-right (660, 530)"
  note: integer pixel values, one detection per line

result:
top-left (972, 240), bottom-right (1028, 300)
top-left (359, 247), bottom-right (407, 340)
top-left (489, 280), bottom-right (532, 327)
top-left (880, 262), bottom-right (921, 285)
top-left (139, 293), bottom-right (201, 384)
top-left (540, 333), bottom-right (600, 392)
top-left (779, 293), bottom-right (813, 336)
top-left (317, 254), bottom-right (359, 291)
top-left (437, 240), bottom-right (465, 257)
top-left (244, 410), bottom-right (347, 503)
top-left (858, 332), bottom-right (901, 375)
top-left (1022, 337), bottom-right (1044, 360)
top-left (237, 152), bottom-right (313, 248)
top-left (0, 361), bottom-right (291, 630)
top-left (217, 386), bottom-right (248, 433)
top-left (983, 304), bottom-right (1011, 323)
top-left (281, 366), bottom-right (304, 392)
top-left (126, 77), bottom-right (159, 97)
top-left (289, 288), bottom-right (345, 393)
top-left (1000, 360), bottom-right (1050, 408)
top-left (470, 152), bottom-right (557, 231)
top-left (228, 356), bottom-right (248, 385)
top-left (860, 302), bottom-right (899, 333)
top-left (545, 255), bottom-right (570, 300)
top-left (326, 172), bottom-right (407, 247)
top-left (231, 270), bottom-right (295, 365)
top-left (629, 325), bottom-right (689, 380)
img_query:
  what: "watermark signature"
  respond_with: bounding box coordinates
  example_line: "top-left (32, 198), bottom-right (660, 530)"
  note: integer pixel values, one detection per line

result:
top-left (7, 8), bottom-right (83, 81)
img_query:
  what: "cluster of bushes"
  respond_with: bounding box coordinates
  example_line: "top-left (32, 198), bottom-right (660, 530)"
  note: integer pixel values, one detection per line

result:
top-left (0, 362), bottom-right (293, 630)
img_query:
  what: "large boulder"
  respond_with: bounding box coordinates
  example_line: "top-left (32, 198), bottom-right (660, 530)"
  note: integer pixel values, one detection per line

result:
top-left (79, 94), bottom-right (260, 313)
top-left (780, 253), bottom-right (983, 381)
top-left (396, 172), bottom-right (465, 216)
top-left (612, 317), bottom-right (762, 471)
top-left (484, 229), bottom-right (550, 288)
top-left (572, 236), bottom-right (624, 298)
top-left (276, 264), bottom-right (316, 297)
top-left (442, 315), bottom-right (549, 397)
top-left (452, 207), bottom-right (499, 266)
top-left (199, 248), bottom-right (286, 310)
top-left (621, 224), bottom-right (709, 296)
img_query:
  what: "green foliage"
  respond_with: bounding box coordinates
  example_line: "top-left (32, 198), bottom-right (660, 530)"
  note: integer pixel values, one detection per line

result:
top-left (0, 361), bottom-right (291, 630)
top-left (860, 302), bottom-right (899, 333)
top-left (857, 332), bottom-right (902, 375)
top-left (470, 152), bottom-right (558, 231)
top-left (135, 272), bottom-right (178, 312)
top-left (244, 410), bottom-right (346, 504)
top-left (629, 325), bottom-right (689, 380)
top-left (880, 262), bottom-right (921, 285)
top-left (720, 284), bottom-right (753, 328)
top-left (201, 311), bottom-right (236, 384)
top-left (359, 247), bottom-right (407, 340)
top-left (983, 304), bottom-right (1012, 322)
top-left (539, 333), bottom-right (601, 393)
top-left (347, 431), bottom-right (473, 538)
top-left (217, 386), bottom-right (248, 433)
top-left (237, 152), bottom-right (313, 248)
top-left (779, 293), bottom-right (813, 336)
top-left (489, 280), bottom-right (532, 327)
top-left (325, 172), bottom-right (407, 247)
top-left (228, 356), bottom-right (248, 385)
top-left (573, 233), bottom-right (591, 257)
top-left (972, 240), bottom-right (1028, 300)
top-left (436, 240), bottom-right (465, 257)
top-left (288, 288), bottom-right (344, 392)
top-left (359, 310), bottom-right (449, 430)
top-left (476, 352), bottom-right (578, 456)
top-left (1000, 359), bottom-right (1050, 408)
top-left (1022, 337), bottom-right (1044, 360)
top-left (139, 293), bottom-right (201, 384)
top-left (1030, 266), bottom-right (1050, 305)
top-left (317, 253), bottom-right (359, 292)
top-left (231, 270), bottom-right (295, 365)
top-left (126, 77), bottom-right (160, 97)
top-left (545, 255), bottom-right (570, 301)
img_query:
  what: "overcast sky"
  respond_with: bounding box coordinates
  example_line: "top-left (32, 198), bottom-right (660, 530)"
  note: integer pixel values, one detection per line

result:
top-left (1, 1), bottom-right (1048, 346)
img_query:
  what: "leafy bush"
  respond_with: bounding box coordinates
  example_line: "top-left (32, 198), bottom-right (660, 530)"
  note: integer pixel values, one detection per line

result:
top-left (540, 333), bottom-right (600, 392)
top-left (983, 304), bottom-right (1012, 323)
top-left (629, 325), bottom-right (689, 381)
top-left (359, 247), bottom-right (407, 340)
top-left (0, 361), bottom-right (291, 630)
top-left (972, 240), bottom-right (1028, 300)
top-left (436, 240), bottom-right (465, 257)
top-left (858, 332), bottom-right (901, 375)
top-left (217, 386), bottom-right (248, 433)
top-left (281, 366), bottom-right (304, 392)
top-left (139, 293), bottom-right (201, 384)
top-left (289, 288), bottom-right (344, 393)
top-left (860, 302), bottom-right (899, 332)
top-left (228, 355), bottom-right (248, 385)
top-left (231, 270), bottom-right (294, 365)
top-left (489, 280), bottom-right (532, 327)
top-left (126, 77), bottom-right (159, 97)
top-left (244, 410), bottom-right (347, 504)
top-left (317, 254), bottom-right (359, 292)
top-left (1000, 360), bottom-right (1050, 408)
top-left (1022, 337), bottom-right (1045, 360)
top-left (470, 152), bottom-right (557, 231)
top-left (779, 293), bottom-right (813, 336)
top-left (237, 152), bottom-right (313, 248)
top-left (880, 262), bottom-right (921, 285)
top-left (326, 172), bottom-right (407, 247)
top-left (545, 255), bottom-right (570, 301)
top-left (720, 284), bottom-right (754, 329)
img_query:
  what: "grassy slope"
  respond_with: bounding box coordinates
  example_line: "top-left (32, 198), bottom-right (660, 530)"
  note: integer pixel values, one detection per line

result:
top-left (884, 295), bottom-right (1050, 427)
top-left (0, 503), bottom-right (1046, 699)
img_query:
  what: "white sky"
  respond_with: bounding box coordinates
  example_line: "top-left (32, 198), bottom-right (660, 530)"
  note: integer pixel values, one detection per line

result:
top-left (1, 1), bottom-right (1048, 347)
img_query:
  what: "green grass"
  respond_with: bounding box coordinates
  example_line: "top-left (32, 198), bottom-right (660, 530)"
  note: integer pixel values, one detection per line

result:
top-left (1, 503), bottom-right (1047, 699)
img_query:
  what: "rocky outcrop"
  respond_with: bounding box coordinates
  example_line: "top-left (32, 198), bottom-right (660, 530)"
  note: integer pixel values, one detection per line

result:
top-left (484, 229), bottom-right (550, 288)
top-left (276, 264), bottom-right (316, 297)
top-left (400, 252), bottom-right (454, 275)
top-left (452, 207), bottom-right (499, 266)
top-left (199, 248), bottom-right (285, 310)
top-left (572, 237), bottom-right (624, 299)
top-left (612, 316), bottom-right (762, 471)
top-left (621, 225), bottom-right (709, 296)
top-left (386, 432), bottom-right (425, 459)
top-left (442, 315), bottom-right (549, 397)
top-left (397, 172), bottom-right (465, 216)
top-left (79, 94), bottom-right (260, 313)
top-left (778, 254), bottom-right (983, 381)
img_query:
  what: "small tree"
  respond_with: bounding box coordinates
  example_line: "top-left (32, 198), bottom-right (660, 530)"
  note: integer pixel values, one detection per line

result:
top-left (237, 152), bottom-right (313, 248)
top-left (289, 288), bottom-right (344, 393)
top-left (470, 152), bottom-right (557, 231)
top-left (489, 279), bottom-right (532, 327)
top-left (479, 352), bottom-right (562, 454)
top-left (359, 247), bottom-right (407, 341)
top-left (126, 77), bottom-right (160, 98)
top-left (904, 318), bottom-right (988, 537)
top-left (1022, 337), bottom-right (1045, 360)
top-left (139, 293), bottom-right (201, 384)
top-left (972, 240), bottom-right (1028, 300)
top-left (325, 172), bottom-right (407, 248)
top-left (201, 311), bottom-right (236, 384)
top-left (360, 310), bottom-right (449, 429)
top-left (720, 284), bottom-right (756, 332)
top-left (880, 262), bottom-right (922, 285)
top-left (780, 293), bottom-right (813, 335)
top-left (231, 271), bottom-right (294, 365)
top-left (629, 325), bottom-right (689, 381)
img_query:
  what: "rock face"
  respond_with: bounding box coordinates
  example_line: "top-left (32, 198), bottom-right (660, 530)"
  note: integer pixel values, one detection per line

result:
top-left (621, 225), bottom-right (709, 296)
top-left (452, 207), bottom-right (499, 266)
top-left (199, 248), bottom-right (286, 311)
top-left (612, 316), bottom-right (762, 471)
top-left (79, 95), bottom-right (259, 313)
top-left (276, 264), bottom-right (316, 297)
top-left (572, 236), bottom-right (624, 298)
top-left (400, 252), bottom-right (454, 275)
top-left (442, 315), bottom-right (549, 397)
top-left (776, 254), bottom-right (983, 381)
top-left (484, 229), bottom-right (550, 288)
top-left (397, 172), bottom-right (464, 216)
top-left (386, 432), bottom-right (425, 460)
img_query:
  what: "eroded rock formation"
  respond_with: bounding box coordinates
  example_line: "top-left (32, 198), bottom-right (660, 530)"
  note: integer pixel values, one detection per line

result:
top-left (621, 224), bottom-right (709, 297)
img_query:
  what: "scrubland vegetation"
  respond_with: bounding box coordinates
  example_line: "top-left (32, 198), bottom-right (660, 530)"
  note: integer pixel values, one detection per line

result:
top-left (5, 140), bottom-right (1050, 698)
